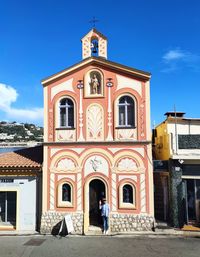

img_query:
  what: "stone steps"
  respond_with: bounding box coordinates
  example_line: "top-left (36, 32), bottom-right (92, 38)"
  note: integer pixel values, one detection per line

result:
top-left (85, 225), bottom-right (104, 235)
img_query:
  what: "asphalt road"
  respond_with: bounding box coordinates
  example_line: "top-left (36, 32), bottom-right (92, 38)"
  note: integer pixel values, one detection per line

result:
top-left (0, 235), bottom-right (199, 257)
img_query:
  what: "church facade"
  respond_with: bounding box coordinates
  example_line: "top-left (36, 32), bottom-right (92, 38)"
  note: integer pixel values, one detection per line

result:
top-left (40, 29), bottom-right (154, 234)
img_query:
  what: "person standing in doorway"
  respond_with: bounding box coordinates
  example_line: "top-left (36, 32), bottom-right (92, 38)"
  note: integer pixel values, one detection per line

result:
top-left (99, 198), bottom-right (110, 234)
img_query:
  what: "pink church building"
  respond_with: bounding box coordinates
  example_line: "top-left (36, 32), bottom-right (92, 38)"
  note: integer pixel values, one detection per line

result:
top-left (40, 29), bottom-right (154, 234)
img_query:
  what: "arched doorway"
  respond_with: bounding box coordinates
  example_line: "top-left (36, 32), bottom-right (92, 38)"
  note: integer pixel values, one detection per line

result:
top-left (89, 179), bottom-right (105, 226)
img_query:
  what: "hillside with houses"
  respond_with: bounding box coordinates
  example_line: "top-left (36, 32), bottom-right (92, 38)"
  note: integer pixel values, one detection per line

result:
top-left (0, 121), bottom-right (43, 143)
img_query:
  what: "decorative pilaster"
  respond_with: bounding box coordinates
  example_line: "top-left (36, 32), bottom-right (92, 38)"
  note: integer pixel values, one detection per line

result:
top-left (111, 172), bottom-right (117, 211)
top-left (106, 78), bottom-right (113, 141)
top-left (140, 173), bottom-right (146, 213)
top-left (77, 80), bottom-right (85, 141)
top-left (50, 173), bottom-right (55, 210)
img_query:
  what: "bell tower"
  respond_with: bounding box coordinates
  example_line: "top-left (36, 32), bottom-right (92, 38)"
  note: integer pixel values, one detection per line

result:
top-left (81, 29), bottom-right (107, 60)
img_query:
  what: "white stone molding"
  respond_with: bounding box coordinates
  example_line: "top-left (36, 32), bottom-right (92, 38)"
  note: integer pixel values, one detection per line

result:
top-left (86, 104), bottom-right (104, 141)
top-left (51, 78), bottom-right (74, 101)
top-left (108, 147), bottom-right (144, 157)
top-left (111, 174), bottom-right (117, 211)
top-left (50, 173), bottom-right (55, 210)
top-left (118, 175), bottom-right (138, 182)
top-left (140, 173), bottom-right (146, 213)
top-left (56, 129), bottom-right (76, 142)
top-left (117, 158), bottom-right (138, 172)
top-left (77, 173), bottom-right (82, 211)
top-left (140, 102), bottom-right (145, 138)
top-left (106, 83), bottom-right (113, 141)
top-left (116, 128), bottom-right (137, 140)
top-left (77, 85), bottom-right (85, 141)
top-left (116, 75), bottom-right (142, 96)
top-left (70, 148), bottom-right (85, 154)
top-left (50, 148), bottom-right (63, 157)
top-left (56, 158), bottom-right (76, 172)
top-left (57, 174), bottom-right (76, 181)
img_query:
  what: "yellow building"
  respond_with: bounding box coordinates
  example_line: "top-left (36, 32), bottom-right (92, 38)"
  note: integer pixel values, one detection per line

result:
top-left (153, 112), bottom-right (200, 227)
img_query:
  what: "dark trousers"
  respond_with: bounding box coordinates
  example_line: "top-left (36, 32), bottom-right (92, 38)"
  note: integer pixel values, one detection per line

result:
top-left (102, 216), bottom-right (109, 231)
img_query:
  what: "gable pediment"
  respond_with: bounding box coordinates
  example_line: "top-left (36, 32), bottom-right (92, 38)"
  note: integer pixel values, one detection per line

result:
top-left (41, 57), bottom-right (151, 86)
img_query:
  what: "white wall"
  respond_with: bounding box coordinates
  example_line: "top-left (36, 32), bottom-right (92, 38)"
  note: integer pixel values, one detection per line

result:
top-left (0, 176), bottom-right (37, 231)
top-left (168, 121), bottom-right (200, 157)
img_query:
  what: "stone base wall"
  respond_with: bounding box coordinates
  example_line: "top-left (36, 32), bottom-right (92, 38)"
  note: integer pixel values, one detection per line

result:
top-left (110, 214), bottom-right (154, 232)
top-left (40, 212), bottom-right (154, 235)
top-left (40, 211), bottom-right (83, 235)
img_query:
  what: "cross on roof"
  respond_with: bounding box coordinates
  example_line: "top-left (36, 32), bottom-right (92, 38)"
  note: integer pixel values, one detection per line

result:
top-left (89, 17), bottom-right (99, 28)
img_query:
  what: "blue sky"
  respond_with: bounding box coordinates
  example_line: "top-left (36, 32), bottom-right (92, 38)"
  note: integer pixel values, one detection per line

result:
top-left (0, 0), bottom-right (199, 126)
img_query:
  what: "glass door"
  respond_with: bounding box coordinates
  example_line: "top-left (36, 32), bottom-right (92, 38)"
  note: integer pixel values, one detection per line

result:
top-left (0, 191), bottom-right (16, 227)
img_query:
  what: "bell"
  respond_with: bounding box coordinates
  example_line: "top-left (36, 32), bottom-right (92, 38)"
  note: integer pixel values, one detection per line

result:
top-left (92, 48), bottom-right (97, 54)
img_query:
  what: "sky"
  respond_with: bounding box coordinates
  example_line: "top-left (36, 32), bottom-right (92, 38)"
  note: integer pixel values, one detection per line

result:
top-left (0, 0), bottom-right (200, 126)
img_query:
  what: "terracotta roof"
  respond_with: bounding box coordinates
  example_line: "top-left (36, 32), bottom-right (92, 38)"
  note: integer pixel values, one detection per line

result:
top-left (0, 145), bottom-right (43, 169)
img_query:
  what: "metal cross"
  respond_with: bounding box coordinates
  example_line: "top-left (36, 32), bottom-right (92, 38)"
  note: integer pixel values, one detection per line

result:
top-left (89, 17), bottom-right (99, 28)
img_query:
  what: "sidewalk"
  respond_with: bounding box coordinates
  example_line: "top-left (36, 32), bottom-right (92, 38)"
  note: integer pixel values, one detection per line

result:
top-left (0, 229), bottom-right (200, 238)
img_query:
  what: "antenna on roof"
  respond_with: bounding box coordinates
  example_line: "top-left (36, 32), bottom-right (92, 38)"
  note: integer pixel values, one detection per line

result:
top-left (174, 104), bottom-right (178, 155)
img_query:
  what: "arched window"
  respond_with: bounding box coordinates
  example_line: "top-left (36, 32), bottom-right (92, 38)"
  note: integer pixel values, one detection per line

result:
top-left (123, 184), bottom-right (133, 203)
top-left (119, 182), bottom-right (136, 209)
top-left (62, 183), bottom-right (71, 202)
top-left (118, 96), bottom-right (135, 127)
top-left (59, 98), bottom-right (74, 128)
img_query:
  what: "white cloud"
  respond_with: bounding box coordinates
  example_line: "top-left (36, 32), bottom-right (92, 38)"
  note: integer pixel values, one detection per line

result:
top-left (0, 83), bottom-right (43, 123)
top-left (162, 48), bottom-right (200, 72)
top-left (0, 83), bottom-right (18, 110)
top-left (163, 49), bottom-right (186, 62)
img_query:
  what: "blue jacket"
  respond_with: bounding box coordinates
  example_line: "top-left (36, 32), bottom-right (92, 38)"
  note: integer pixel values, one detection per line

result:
top-left (100, 203), bottom-right (110, 217)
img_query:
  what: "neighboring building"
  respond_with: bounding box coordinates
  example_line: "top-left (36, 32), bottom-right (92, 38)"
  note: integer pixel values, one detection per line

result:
top-left (0, 146), bottom-right (42, 232)
top-left (153, 112), bottom-right (200, 227)
top-left (40, 29), bottom-right (154, 234)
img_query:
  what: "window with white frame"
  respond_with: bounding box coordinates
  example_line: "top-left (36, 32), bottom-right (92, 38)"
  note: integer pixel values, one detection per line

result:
top-left (118, 96), bottom-right (135, 127)
top-left (57, 181), bottom-right (73, 208)
top-left (123, 184), bottom-right (133, 203)
top-left (119, 182), bottom-right (136, 209)
top-left (59, 98), bottom-right (74, 128)
top-left (62, 183), bottom-right (71, 202)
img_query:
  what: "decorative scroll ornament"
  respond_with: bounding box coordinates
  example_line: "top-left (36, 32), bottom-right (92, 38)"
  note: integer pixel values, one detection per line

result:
top-left (117, 158), bottom-right (138, 172)
top-left (116, 128), bottom-right (135, 140)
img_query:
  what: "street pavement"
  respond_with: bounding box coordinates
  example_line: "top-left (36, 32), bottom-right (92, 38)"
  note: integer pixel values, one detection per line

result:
top-left (0, 235), bottom-right (200, 257)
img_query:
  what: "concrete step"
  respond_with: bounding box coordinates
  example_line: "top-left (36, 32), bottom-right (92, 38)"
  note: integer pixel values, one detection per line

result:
top-left (85, 226), bottom-right (103, 235)
top-left (154, 220), bottom-right (174, 232)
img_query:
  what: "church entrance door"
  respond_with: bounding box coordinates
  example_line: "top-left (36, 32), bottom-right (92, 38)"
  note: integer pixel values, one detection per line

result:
top-left (89, 179), bottom-right (105, 226)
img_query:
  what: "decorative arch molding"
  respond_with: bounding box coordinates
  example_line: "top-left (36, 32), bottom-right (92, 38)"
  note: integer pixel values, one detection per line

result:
top-left (55, 158), bottom-right (76, 172)
top-left (116, 157), bottom-right (138, 172)
top-left (86, 103), bottom-right (104, 141)
top-left (79, 148), bottom-right (113, 168)
top-left (50, 151), bottom-right (80, 172)
top-left (113, 151), bottom-right (145, 173)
